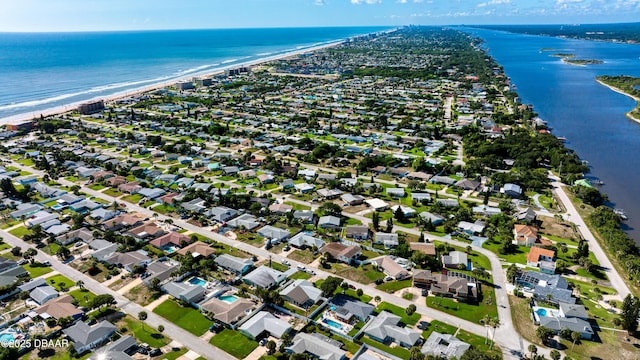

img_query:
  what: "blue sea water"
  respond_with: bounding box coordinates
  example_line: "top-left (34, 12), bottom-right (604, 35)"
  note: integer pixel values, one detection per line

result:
top-left (0, 27), bottom-right (388, 119)
top-left (463, 27), bottom-right (640, 243)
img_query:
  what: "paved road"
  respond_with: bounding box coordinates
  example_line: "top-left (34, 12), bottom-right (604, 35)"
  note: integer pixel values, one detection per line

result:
top-left (550, 176), bottom-right (631, 299)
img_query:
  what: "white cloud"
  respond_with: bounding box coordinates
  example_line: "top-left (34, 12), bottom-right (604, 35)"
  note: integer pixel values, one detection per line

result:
top-left (351, 0), bottom-right (382, 4)
top-left (477, 0), bottom-right (511, 8)
top-left (314, 0), bottom-right (326, 5)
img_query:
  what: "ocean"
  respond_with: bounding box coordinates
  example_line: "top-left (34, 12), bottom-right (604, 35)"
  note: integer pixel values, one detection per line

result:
top-left (0, 27), bottom-right (389, 120)
top-left (463, 27), bottom-right (640, 243)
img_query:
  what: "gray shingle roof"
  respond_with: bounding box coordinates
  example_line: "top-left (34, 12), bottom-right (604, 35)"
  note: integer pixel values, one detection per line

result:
top-left (287, 333), bottom-right (346, 360)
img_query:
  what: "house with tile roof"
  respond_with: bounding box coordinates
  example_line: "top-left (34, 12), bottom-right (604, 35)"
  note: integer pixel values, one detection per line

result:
top-left (320, 243), bottom-right (361, 265)
top-left (513, 224), bottom-right (538, 247)
top-left (526, 247), bottom-right (556, 274)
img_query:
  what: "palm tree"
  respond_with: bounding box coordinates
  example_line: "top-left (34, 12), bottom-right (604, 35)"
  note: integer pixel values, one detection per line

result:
top-left (76, 280), bottom-right (84, 290)
top-left (528, 344), bottom-right (537, 359)
top-left (488, 316), bottom-right (500, 349)
top-left (480, 314), bottom-right (492, 344)
top-left (571, 331), bottom-right (581, 352)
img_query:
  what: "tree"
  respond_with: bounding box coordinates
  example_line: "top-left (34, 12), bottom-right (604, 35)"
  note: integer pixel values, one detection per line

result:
top-left (374, 295), bottom-right (381, 303)
top-left (320, 276), bottom-right (343, 297)
top-left (394, 206), bottom-right (405, 221)
top-left (536, 326), bottom-right (554, 345)
top-left (356, 288), bottom-right (364, 297)
top-left (406, 304), bottom-right (416, 316)
top-left (570, 331), bottom-right (581, 352)
top-left (319, 202), bottom-right (342, 217)
top-left (620, 294), bottom-right (640, 333)
top-left (57, 246), bottom-right (71, 260)
top-left (372, 211), bottom-right (380, 231)
top-left (550, 350), bottom-right (561, 360)
top-left (89, 294), bottom-right (116, 311)
top-left (506, 264), bottom-right (519, 284)
top-left (386, 218), bottom-right (394, 233)
top-left (528, 344), bottom-right (537, 359)
top-left (158, 325), bottom-right (164, 333)
top-left (340, 281), bottom-right (349, 294)
top-left (266, 340), bottom-right (276, 355)
top-left (410, 346), bottom-right (425, 360)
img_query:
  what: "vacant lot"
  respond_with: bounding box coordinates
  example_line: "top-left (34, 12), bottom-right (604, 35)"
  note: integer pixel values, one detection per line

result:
top-left (210, 329), bottom-right (258, 359)
top-left (153, 299), bottom-right (212, 336)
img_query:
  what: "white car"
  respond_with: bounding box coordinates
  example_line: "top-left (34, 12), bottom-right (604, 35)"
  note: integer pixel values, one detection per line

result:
top-left (297, 265), bottom-right (306, 271)
top-left (282, 260), bottom-right (290, 266)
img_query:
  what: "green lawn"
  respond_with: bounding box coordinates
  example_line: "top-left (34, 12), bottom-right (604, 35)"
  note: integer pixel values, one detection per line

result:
top-left (88, 184), bottom-right (106, 190)
top-left (9, 226), bottom-right (32, 238)
top-left (159, 348), bottom-right (188, 360)
top-left (375, 279), bottom-right (413, 293)
top-left (482, 240), bottom-right (528, 264)
top-left (425, 294), bottom-right (499, 324)
top-left (210, 329), bottom-right (258, 359)
top-left (375, 301), bottom-right (420, 325)
top-left (361, 336), bottom-right (411, 359)
top-left (24, 264), bottom-right (53, 278)
top-left (67, 289), bottom-right (97, 307)
top-left (284, 201), bottom-right (311, 211)
top-left (289, 271), bottom-right (312, 280)
top-left (153, 299), bottom-right (212, 336)
top-left (103, 188), bottom-right (122, 197)
top-left (119, 315), bottom-right (170, 348)
top-left (424, 320), bottom-right (502, 359)
top-left (122, 194), bottom-right (144, 203)
top-left (46, 274), bottom-right (74, 291)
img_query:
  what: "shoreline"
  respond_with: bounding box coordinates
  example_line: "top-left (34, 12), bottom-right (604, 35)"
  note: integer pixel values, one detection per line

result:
top-left (0, 40), bottom-right (347, 126)
top-left (595, 78), bottom-right (640, 125)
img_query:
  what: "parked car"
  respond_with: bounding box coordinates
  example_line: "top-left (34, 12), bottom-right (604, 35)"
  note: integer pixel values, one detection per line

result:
top-left (259, 339), bottom-right (268, 346)
top-left (149, 348), bottom-right (162, 357)
top-left (374, 279), bottom-right (384, 285)
top-left (282, 260), bottom-right (290, 266)
top-left (297, 265), bottom-right (306, 271)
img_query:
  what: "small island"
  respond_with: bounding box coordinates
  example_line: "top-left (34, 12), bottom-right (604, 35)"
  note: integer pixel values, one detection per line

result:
top-left (550, 53), bottom-right (575, 58)
top-left (597, 75), bottom-right (640, 122)
top-left (564, 59), bottom-right (604, 65)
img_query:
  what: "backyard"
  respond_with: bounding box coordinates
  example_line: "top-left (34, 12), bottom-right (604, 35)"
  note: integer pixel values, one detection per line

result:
top-left (210, 329), bottom-right (258, 359)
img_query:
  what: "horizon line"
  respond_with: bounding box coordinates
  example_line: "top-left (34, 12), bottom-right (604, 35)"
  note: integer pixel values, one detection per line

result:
top-left (2, 21), bottom-right (639, 34)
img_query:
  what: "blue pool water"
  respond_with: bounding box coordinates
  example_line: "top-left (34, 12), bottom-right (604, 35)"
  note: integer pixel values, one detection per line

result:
top-left (536, 309), bottom-right (548, 317)
top-left (330, 306), bottom-right (336, 311)
top-left (0, 333), bottom-right (15, 343)
top-left (324, 319), bottom-right (343, 330)
top-left (219, 295), bottom-right (239, 304)
top-left (187, 277), bottom-right (207, 286)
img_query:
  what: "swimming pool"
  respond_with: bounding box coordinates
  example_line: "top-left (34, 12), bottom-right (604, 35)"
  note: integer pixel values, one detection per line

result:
top-left (219, 295), bottom-right (239, 304)
top-left (323, 318), bottom-right (344, 330)
top-left (536, 308), bottom-right (548, 317)
top-left (0, 333), bottom-right (15, 344)
top-left (187, 277), bottom-right (207, 287)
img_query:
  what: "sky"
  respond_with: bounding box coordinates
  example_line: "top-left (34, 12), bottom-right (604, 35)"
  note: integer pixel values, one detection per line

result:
top-left (1, 0), bottom-right (639, 32)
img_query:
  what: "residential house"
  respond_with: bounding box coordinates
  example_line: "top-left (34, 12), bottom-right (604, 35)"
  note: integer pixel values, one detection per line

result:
top-left (513, 224), bottom-right (538, 247)
top-left (317, 188), bottom-right (344, 199)
top-left (410, 243), bottom-right (437, 257)
top-left (328, 295), bottom-right (374, 322)
top-left (200, 295), bottom-right (256, 325)
top-left (104, 250), bottom-right (152, 272)
top-left (558, 302), bottom-right (588, 320)
top-left (345, 225), bottom-right (370, 241)
top-left (295, 183), bottom-right (315, 194)
top-left (419, 212), bottom-right (445, 225)
top-left (365, 198), bottom-right (389, 212)
top-left (441, 251), bottom-right (468, 269)
top-left (30, 284), bottom-right (59, 305)
top-left (287, 333), bottom-right (346, 360)
top-left (137, 187), bottom-right (166, 200)
top-left (293, 210), bottom-right (316, 224)
top-left (64, 321), bottom-right (117, 354)
top-left (372, 256), bottom-right (411, 280)
top-left (390, 205), bottom-right (416, 218)
top-left (257, 225), bottom-right (291, 244)
top-left (181, 198), bottom-right (207, 213)
top-left (385, 188), bottom-right (406, 198)
top-left (503, 183), bottom-right (522, 197)
top-left (436, 199), bottom-right (459, 207)
top-left (288, 233), bottom-right (325, 250)
top-left (118, 182), bottom-right (142, 194)
top-left (320, 243), bottom-right (361, 265)
top-left (457, 220), bottom-right (485, 235)
top-left (421, 332), bottom-right (470, 359)
top-left (527, 247), bottom-right (556, 274)
top-left (516, 207), bottom-right (537, 223)
top-left (364, 311), bottom-right (421, 348)
top-left (35, 295), bottom-right (83, 321)
top-left (102, 213), bottom-right (146, 231)
top-left (341, 194), bottom-right (365, 206)
top-left (161, 281), bottom-right (205, 303)
top-left (318, 215), bottom-right (341, 230)
top-left (176, 241), bottom-right (216, 258)
top-left (472, 205), bottom-right (502, 217)
top-left (413, 270), bottom-right (479, 303)
top-left (279, 280), bottom-right (323, 309)
top-left (239, 311), bottom-right (292, 340)
top-left (455, 179), bottom-right (480, 191)
top-left (214, 254), bottom-right (254, 275)
top-left (127, 222), bottom-right (166, 241)
top-left (411, 192), bottom-right (431, 203)
top-left (538, 317), bottom-right (594, 340)
top-left (226, 213), bottom-right (260, 230)
top-left (57, 227), bottom-right (93, 245)
top-left (281, 179), bottom-right (295, 189)
top-left (515, 271), bottom-right (575, 305)
top-left (243, 266), bottom-right (288, 289)
top-left (269, 203), bottom-right (293, 214)
top-left (150, 232), bottom-right (192, 251)
top-left (142, 258), bottom-right (181, 286)
top-left (375, 232), bottom-right (399, 248)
